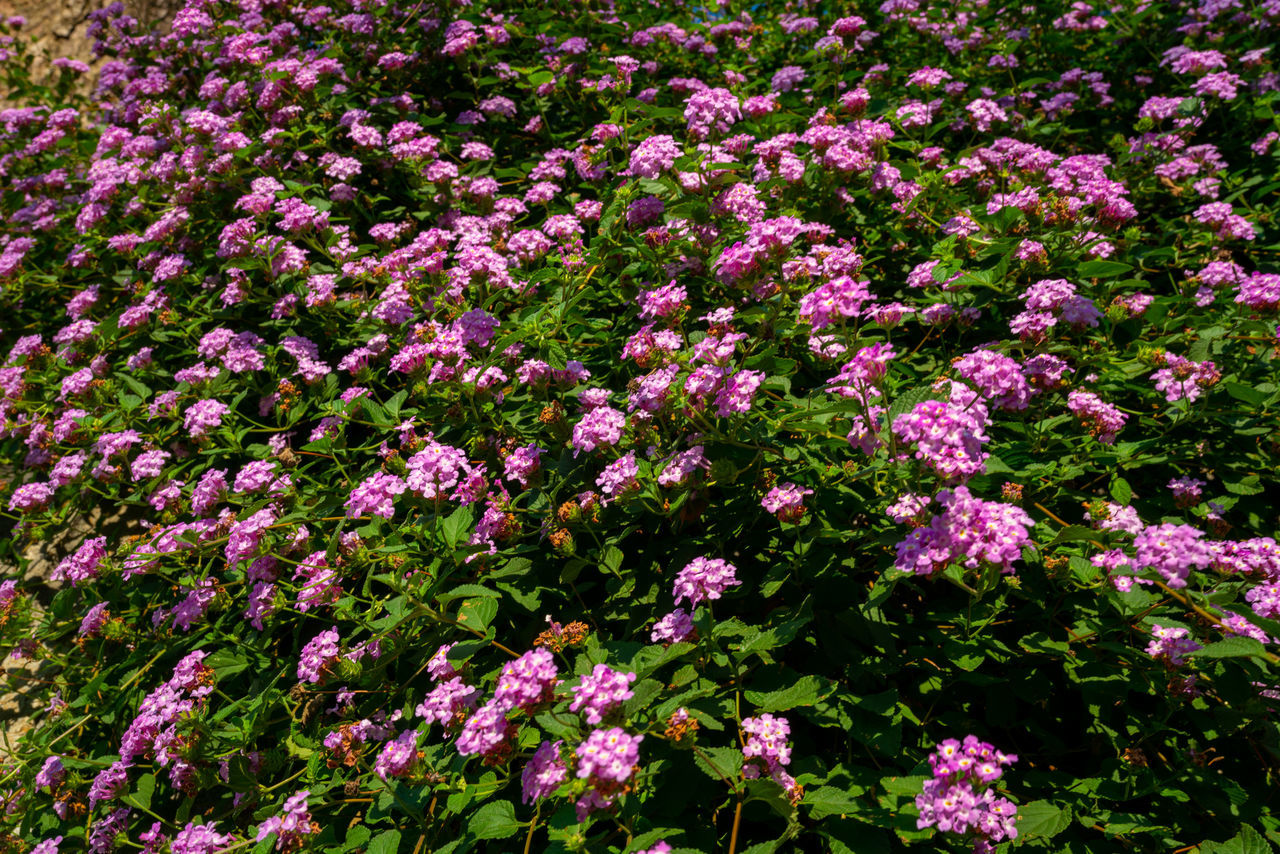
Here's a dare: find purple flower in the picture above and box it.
[53,536,107,586]
[35,756,65,792]
[234,460,277,493]
[130,449,171,481]
[596,454,639,501]
[184,399,229,438]
[651,609,695,643]
[492,648,559,712]
[171,822,234,854]
[405,441,470,499]
[894,487,1033,576]
[8,481,53,512]
[575,727,642,784]
[629,134,680,179]
[31,838,61,854]
[89,760,130,805]
[456,700,513,758]
[569,664,637,724]
[417,677,479,730]
[1067,391,1128,444]
[374,730,420,781]
[256,790,316,850]
[673,557,740,607]
[346,472,406,518]
[297,627,341,684]
[1132,523,1212,588]
[572,406,625,455]
[891,386,990,481]
[916,736,1018,848]
[740,714,802,801]
[427,643,457,681]
[1147,624,1202,666]
[503,445,543,488]
[657,446,707,488]
[762,483,813,522]
[521,740,568,803]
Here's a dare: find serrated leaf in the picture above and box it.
[1192,637,1268,660]
[469,799,522,839]
[1199,824,1273,854]
[368,829,401,854]
[693,746,742,782]
[879,775,928,797]
[1049,525,1098,546]
[1225,476,1264,496]
[805,785,862,820]
[342,826,371,853]
[743,674,832,711]
[206,649,249,678]
[457,596,499,632]
[442,505,475,549]
[1017,801,1071,840]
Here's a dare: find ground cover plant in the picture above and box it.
[0,0,1278,851]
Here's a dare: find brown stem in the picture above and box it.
[727,797,744,854]
[523,805,540,854]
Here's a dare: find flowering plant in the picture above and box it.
[0,0,1276,852]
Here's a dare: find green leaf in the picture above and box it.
[226,755,257,793]
[1078,260,1133,278]
[468,799,522,840]
[822,822,891,854]
[1225,382,1268,406]
[693,746,743,782]
[457,596,499,632]
[1109,477,1132,505]
[804,785,862,820]
[1225,475,1264,496]
[1191,637,1268,660]
[1016,801,1071,840]
[743,674,832,711]
[122,773,155,810]
[206,649,250,678]
[1049,525,1098,545]
[368,829,401,854]
[341,826,372,853]
[442,505,475,549]
[878,775,928,798]
[1198,824,1273,854]
[286,735,315,759]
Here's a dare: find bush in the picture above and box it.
[0,0,1278,852]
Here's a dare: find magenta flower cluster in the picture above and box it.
[916,736,1019,853]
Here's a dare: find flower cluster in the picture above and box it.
[741,714,802,803]
[916,736,1019,853]
[0,0,1276,848]
[894,487,1034,576]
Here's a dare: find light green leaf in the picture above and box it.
[468,799,522,840]
[1017,801,1071,840]
[743,674,833,711]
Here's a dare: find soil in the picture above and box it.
[0,0,180,755]
[0,0,182,101]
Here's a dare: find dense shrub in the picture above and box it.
[0,0,1278,852]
